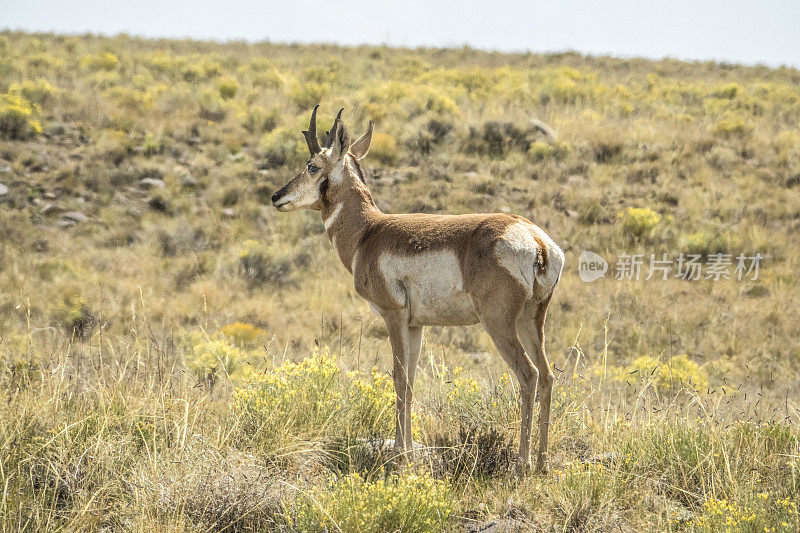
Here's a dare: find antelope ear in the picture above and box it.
[330,122,350,161]
[349,121,374,161]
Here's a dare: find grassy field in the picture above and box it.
[1,31,799,531]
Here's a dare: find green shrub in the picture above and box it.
[201,60,223,78]
[216,76,239,99]
[369,132,397,164]
[253,66,288,89]
[180,62,203,82]
[54,293,94,338]
[197,89,227,121]
[680,231,728,256]
[104,86,152,112]
[289,82,328,109]
[239,105,278,134]
[528,140,570,161]
[185,333,243,390]
[147,52,175,76]
[80,51,119,71]
[710,114,752,138]
[139,132,164,157]
[408,87,459,118]
[549,463,623,530]
[10,78,58,106]
[711,82,740,100]
[410,117,453,154]
[432,424,515,480]
[258,127,304,167]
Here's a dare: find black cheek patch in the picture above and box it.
[319,178,329,203]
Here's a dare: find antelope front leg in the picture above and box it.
[403,326,423,451]
[383,309,413,461]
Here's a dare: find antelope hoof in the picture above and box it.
[514,458,532,478]
[535,454,549,475]
[392,445,412,467]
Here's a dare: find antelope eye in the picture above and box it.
[307,164,320,174]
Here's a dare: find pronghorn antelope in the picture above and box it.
[271,106,564,474]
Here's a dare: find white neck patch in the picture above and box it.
[324,202,343,232]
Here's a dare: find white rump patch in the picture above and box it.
[494,221,564,299]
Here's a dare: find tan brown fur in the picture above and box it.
[272,109,564,474]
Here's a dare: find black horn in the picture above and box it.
[302,105,322,154]
[324,108,344,149]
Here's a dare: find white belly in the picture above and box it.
[378,250,479,326]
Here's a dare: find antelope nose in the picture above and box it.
[271,191,281,204]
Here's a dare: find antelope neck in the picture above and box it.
[321,169,380,272]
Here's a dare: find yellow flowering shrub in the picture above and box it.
[185,332,243,388]
[694,493,798,532]
[617,207,661,239]
[220,322,266,348]
[626,354,708,392]
[0,92,42,139]
[293,472,452,533]
[711,114,753,138]
[80,51,119,71]
[9,78,59,106]
[431,367,518,429]
[346,368,395,437]
[234,348,342,439]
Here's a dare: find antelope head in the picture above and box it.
[271,106,374,211]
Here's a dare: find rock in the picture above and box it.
[221,208,236,218]
[0,183,7,196]
[139,178,166,190]
[180,174,199,189]
[56,219,76,229]
[41,203,65,215]
[62,211,88,223]
[470,352,491,365]
[0,165,11,174]
[530,118,557,141]
[566,175,585,186]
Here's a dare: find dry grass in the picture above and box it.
[1,30,799,530]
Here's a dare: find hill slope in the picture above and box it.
[1,32,799,530]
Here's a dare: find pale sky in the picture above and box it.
[2,0,799,67]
